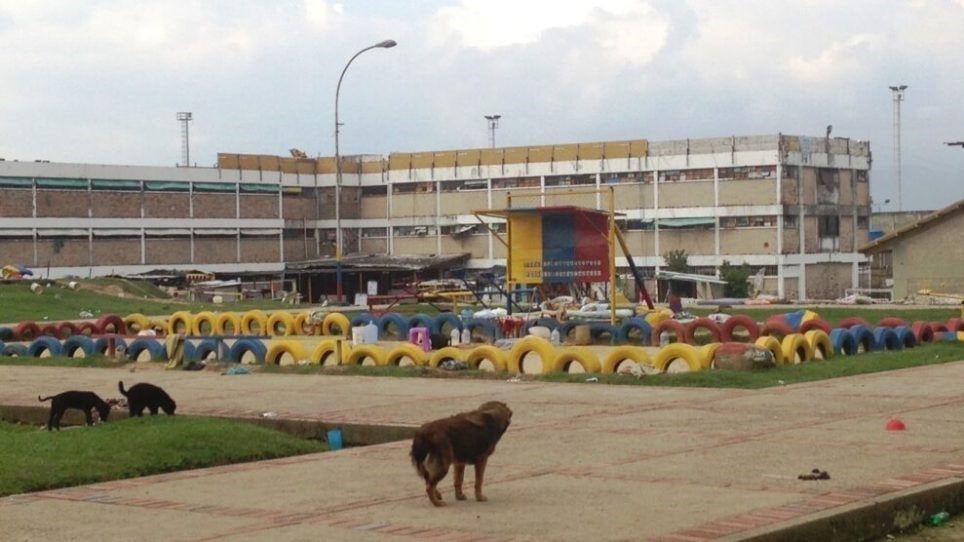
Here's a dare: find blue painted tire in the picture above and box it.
[617,318,652,345]
[829,328,857,356]
[377,312,409,340]
[407,313,436,332]
[893,326,917,349]
[350,312,377,327]
[523,318,560,332]
[849,325,874,354]
[93,337,127,355]
[0,340,4,354]
[3,343,27,356]
[192,338,222,362]
[27,336,64,357]
[432,312,462,335]
[62,335,96,357]
[464,319,499,342]
[182,341,196,364]
[0,327,14,342]
[872,326,901,351]
[589,323,618,345]
[227,338,267,364]
[126,338,167,361]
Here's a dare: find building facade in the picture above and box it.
[0,133,870,300]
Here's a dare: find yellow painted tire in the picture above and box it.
[508,336,556,375]
[601,346,653,374]
[781,333,812,364]
[265,340,309,365]
[322,312,351,337]
[267,312,296,337]
[310,340,341,366]
[241,310,269,336]
[168,311,194,335]
[805,330,834,360]
[465,345,509,372]
[192,311,218,336]
[754,335,785,365]
[293,312,314,335]
[652,343,703,373]
[345,344,386,366]
[150,318,171,336]
[698,342,722,370]
[550,347,601,374]
[123,313,151,333]
[429,346,465,368]
[215,312,242,336]
[385,343,429,367]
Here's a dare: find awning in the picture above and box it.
[658,217,715,228]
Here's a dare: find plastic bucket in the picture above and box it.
[326,428,343,450]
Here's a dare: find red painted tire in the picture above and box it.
[76,321,102,336]
[877,317,909,329]
[55,321,80,339]
[39,324,60,338]
[947,318,963,333]
[720,315,760,342]
[13,321,41,341]
[911,321,934,343]
[760,319,794,339]
[838,317,870,329]
[95,314,127,335]
[684,317,723,344]
[928,321,949,334]
[651,319,687,346]
[799,318,831,335]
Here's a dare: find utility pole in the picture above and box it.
[888,85,907,211]
[177,112,192,167]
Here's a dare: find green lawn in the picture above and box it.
[0,416,327,497]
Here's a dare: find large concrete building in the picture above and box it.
[0,133,870,300]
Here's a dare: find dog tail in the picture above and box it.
[410,432,433,480]
[118,381,128,397]
[38,395,53,402]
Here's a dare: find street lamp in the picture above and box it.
[334,38,396,302]
[484,114,501,148]
[889,84,907,211]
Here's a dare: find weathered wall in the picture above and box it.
[0,189,33,217]
[890,211,964,298]
[805,262,852,299]
[194,237,237,264]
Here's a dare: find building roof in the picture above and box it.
[284,253,471,273]
[860,199,963,253]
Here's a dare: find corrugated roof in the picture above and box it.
[285,253,471,272]
[860,199,963,253]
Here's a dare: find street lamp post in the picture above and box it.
[334,39,396,303]
[889,85,907,212]
[484,114,501,148]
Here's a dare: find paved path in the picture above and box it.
[1,362,963,541]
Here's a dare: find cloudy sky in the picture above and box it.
[1,0,962,211]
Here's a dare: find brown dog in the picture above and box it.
[410,401,512,507]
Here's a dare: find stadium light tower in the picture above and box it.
[888,85,907,211]
[484,114,501,148]
[177,112,192,167]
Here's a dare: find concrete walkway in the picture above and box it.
[1,362,962,541]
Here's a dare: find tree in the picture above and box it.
[719,260,752,298]
[663,249,691,273]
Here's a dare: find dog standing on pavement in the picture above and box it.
[38,391,115,430]
[410,401,512,506]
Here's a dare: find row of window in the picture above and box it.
[0,177,282,194]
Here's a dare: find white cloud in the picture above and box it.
[787,34,884,83]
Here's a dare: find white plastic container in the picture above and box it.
[364,321,378,344]
[550,328,562,346]
[461,328,471,345]
[351,326,365,346]
[450,328,461,346]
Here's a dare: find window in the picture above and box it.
[361,186,387,196]
[857,216,868,229]
[361,227,387,238]
[783,214,799,228]
[818,215,840,237]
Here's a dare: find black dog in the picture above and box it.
[38,391,114,431]
[118,381,176,417]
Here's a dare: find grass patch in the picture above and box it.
[0,354,128,369]
[0,416,327,497]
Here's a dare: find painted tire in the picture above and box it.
[168,311,194,335]
[39,324,60,338]
[27,336,64,357]
[93,337,127,355]
[378,312,409,340]
[872,327,901,351]
[508,336,555,374]
[651,319,687,346]
[265,340,309,365]
[13,321,41,341]
[804,330,833,360]
[589,323,618,345]
[684,318,723,344]
[150,318,171,336]
[55,322,80,339]
[192,311,218,336]
[407,313,436,333]
[550,347,601,374]
[322,312,351,337]
[652,343,703,372]
[182,342,196,365]
[464,319,499,343]
[0,327,14,341]
[428,346,465,368]
[465,345,508,372]
[829,328,857,356]
[350,312,377,327]
[431,313,462,335]
[241,310,269,336]
[698,343,722,370]
[910,321,934,343]
[849,325,875,353]
[311,340,341,366]
[893,326,917,348]
[267,312,296,337]
[928,321,950,335]
[293,312,314,335]
[215,312,242,336]
[601,346,653,374]
[385,343,429,367]
[126,338,166,362]
[227,338,267,364]
[616,318,652,345]
[62,335,95,357]
[760,319,794,339]
[345,345,387,366]
[192,338,222,362]
[95,315,127,335]
[3,343,28,356]
[838,317,870,329]
[720,315,760,342]
[754,335,785,365]
[799,318,831,335]
[0,340,4,355]
[947,318,963,333]
[76,321,101,337]
[877,317,909,329]
[523,318,560,333]
[780,333,812,364]
[123,313,152,333]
